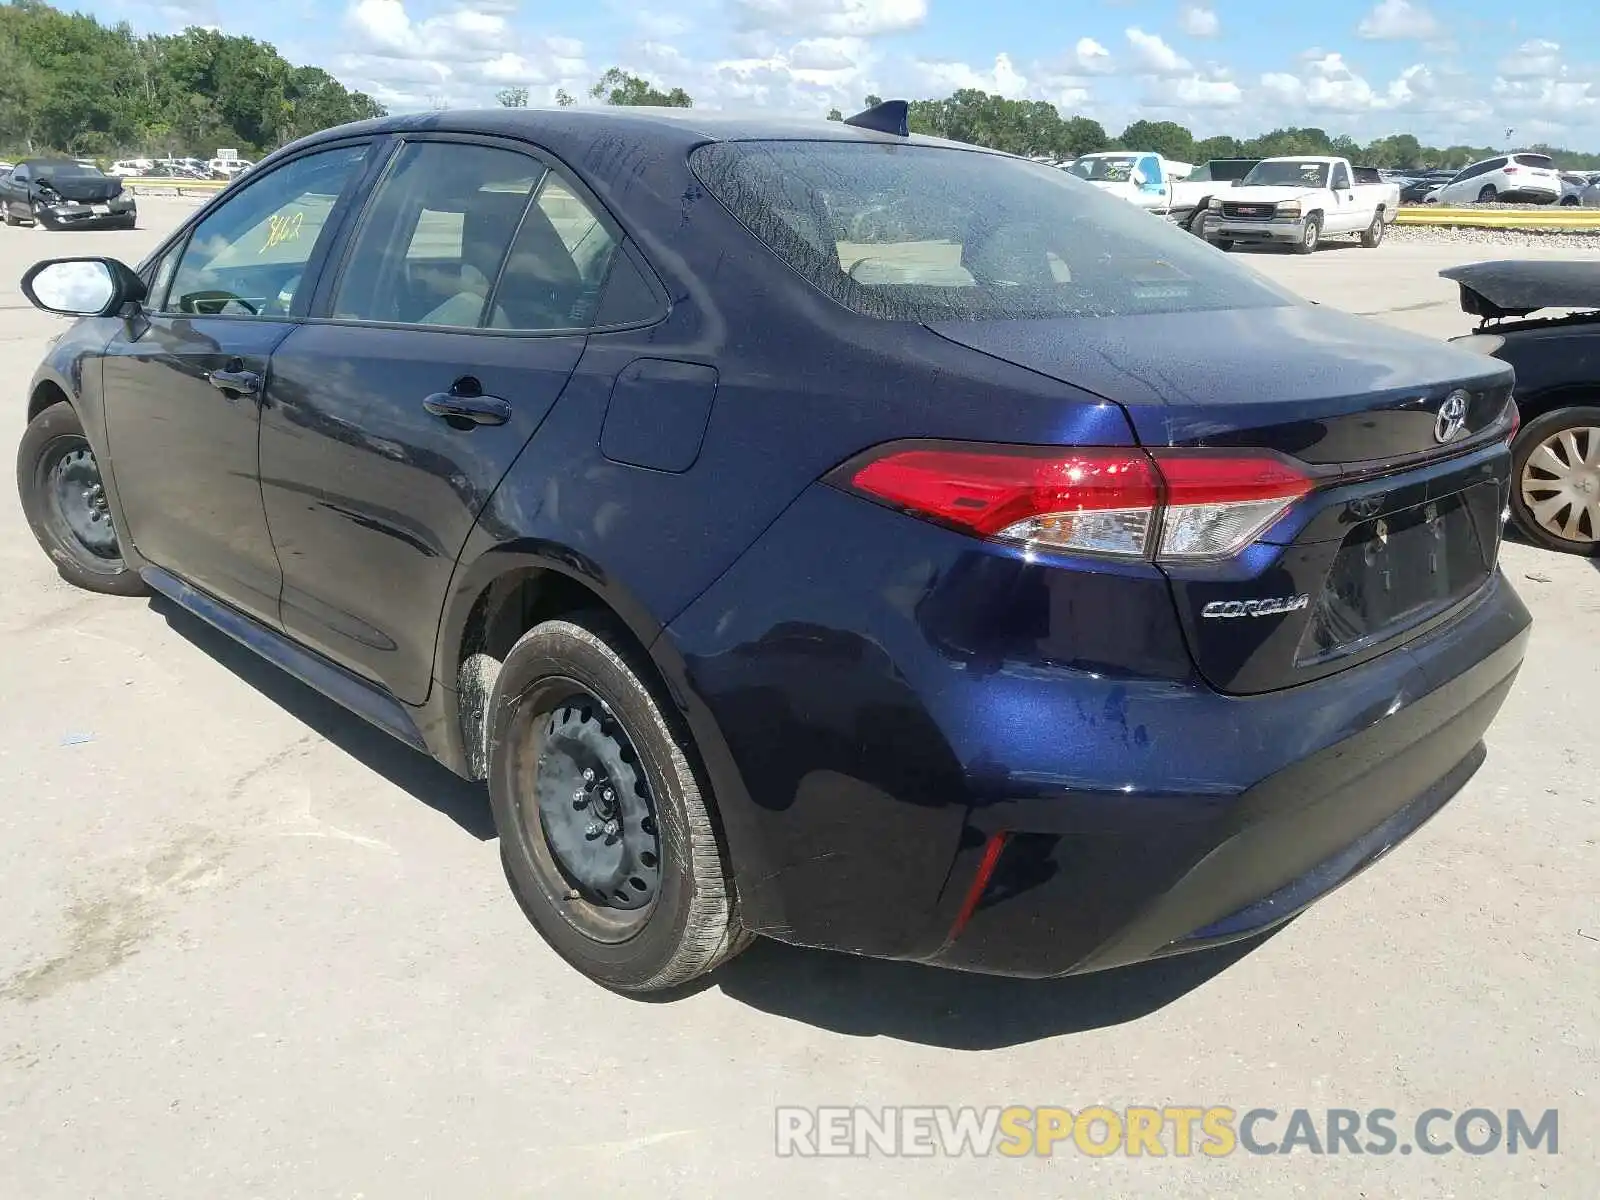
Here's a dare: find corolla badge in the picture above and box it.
[1434,390,1469,444]
[1202,594,1311,619]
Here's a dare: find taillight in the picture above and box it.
[834,442,1315,562]
[1503,166,1520,175]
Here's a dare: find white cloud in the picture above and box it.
[914,52,1028,98]
[1180,5,1219,38]
[1152,75,1241,107]
[1074,37,1114,75]
[1259,53,1378,112]
[787,37,863,71]
[1125,27,1192,76]
[1356,0,1440,41]
[345,0,510,60]
[729,0,926,38]
[1498,39,1563,81]
[1493,77,1596,118]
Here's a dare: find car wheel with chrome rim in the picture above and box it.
[1510,406,1600,555]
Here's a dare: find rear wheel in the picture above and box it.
[1511,407,1600,555]
[16,401,147,594]
[1477,185,1497,204]
[487,616,750,992]
[1293,214,1321,254]
[1360,211,1386,247]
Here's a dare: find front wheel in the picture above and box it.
[32,202,55,229]
[1510,407,1600,555]
[1360,211,1386,247]
[1210,237,1234,251]
[17,401,148,594]
[488,616,750,992]
[1293,214,1322,254]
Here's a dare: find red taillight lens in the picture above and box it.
[846,446,1161,557]
[839,443,1315,562]
[1503,165,1520,174]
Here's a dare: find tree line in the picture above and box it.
[826,90,1600,172]
[6,0,1596,174]
[0,0,385,159]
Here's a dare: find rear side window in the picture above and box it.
[690,141,1292,321]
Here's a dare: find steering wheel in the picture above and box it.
[180,290,258,316]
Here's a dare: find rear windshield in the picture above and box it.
[1515,154,1556,169]
[689,141,1293,322]
[1241,160,1330,188]
[1064,155,1139,182]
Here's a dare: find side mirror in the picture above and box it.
[20,257,146,318]
[1130,169,1148,187]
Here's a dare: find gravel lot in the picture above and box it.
[0,198,1596,1198]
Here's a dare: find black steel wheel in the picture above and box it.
[488,616,750,991]
[17,401,147,594]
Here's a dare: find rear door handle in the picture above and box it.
[207,367,261,395]
[422,389,511,427]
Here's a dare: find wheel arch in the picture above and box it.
[1514,385,1600,430]
[27,375,74,425]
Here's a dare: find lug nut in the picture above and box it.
[582,768,596,783]
[602,788,614,803]
[602,819,619,836]
[572,790,588,809]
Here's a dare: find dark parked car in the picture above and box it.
[1443,260,1600,554]
[1,158,137,229]
[15,104,1529,993]
[1400,170,1457,203]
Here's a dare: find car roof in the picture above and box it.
[291,106,982,162]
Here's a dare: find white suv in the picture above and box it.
[1429,153,1562,205]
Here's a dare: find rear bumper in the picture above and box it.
[664,483,1530,977]
[931,580,1525,976]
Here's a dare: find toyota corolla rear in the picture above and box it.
[664,133,1530,977]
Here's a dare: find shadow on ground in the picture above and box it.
[148,592,1271,1048]
[149,594,495,840]
[708,930,1273,1049]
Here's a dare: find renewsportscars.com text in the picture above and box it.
[775,1106,1559,1158]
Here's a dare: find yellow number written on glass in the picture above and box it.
[260,210,305,255]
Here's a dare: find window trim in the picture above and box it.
[135,136,386,321]
[305,131,666,338]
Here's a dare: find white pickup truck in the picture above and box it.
[1203,156,1400,253]
[1064,151,1180,215]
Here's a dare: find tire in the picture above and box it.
[487,615,750,992]
[2,204,17,227]
[1509,406,1600,556]
[32,202,54,229]
[1477,185,1497,204]
[1561,195,1579,207]
[1211,238,1234,251]
[16,400,148,595]
[1293,213,1321,254]
[1360,211,1386,247]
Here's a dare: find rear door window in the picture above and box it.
[691,140,1292,322]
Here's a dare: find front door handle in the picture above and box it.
[423,384,511,428]
[207,367,261,395]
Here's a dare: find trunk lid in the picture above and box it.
[927,304,1517,694]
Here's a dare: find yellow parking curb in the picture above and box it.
[1397,207,1600,230]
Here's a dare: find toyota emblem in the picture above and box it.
[1435,391,1469,444]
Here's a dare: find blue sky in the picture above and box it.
[81,0,1600,147]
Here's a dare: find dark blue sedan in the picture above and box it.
[15,102,1529,991]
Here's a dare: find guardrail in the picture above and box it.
[122,178,229,197]
[1396,206,1600,230]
